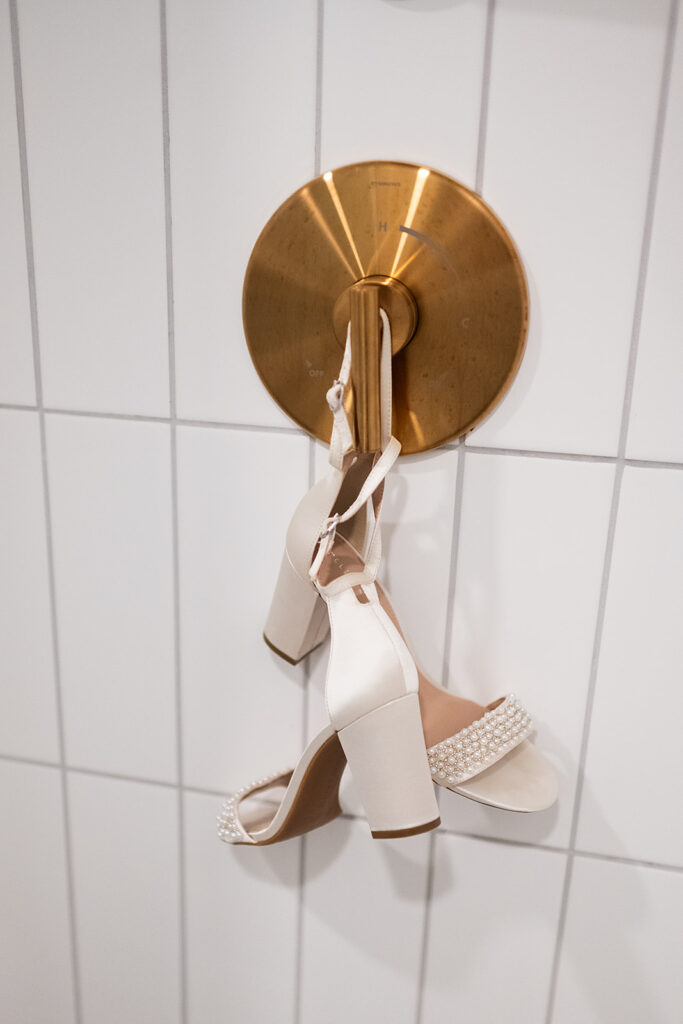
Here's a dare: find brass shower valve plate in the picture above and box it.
[242,160,528,454]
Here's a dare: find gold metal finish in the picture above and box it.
[333,276,418,355]
[243,160,528,454]
[349,283,382,452]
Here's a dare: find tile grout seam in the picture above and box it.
[543,3,680,1020]
[159,4,188,1024]
[2,402,683,472]
[5,752,683,876]
[415,4,495,1014]
[414,444,468,1024]
[8,2,84,1021]
[293,8,325,1022]
[474,0,496,193]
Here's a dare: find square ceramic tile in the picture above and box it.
[553,856,683,1023]
[300,816,430,1024]
[0,761,75,1024]
[576,466,683,866]
[0,2,34,405]
[46,415,176,781]
[18,0,169,415]
[167,0,316,425]
[422,833,565,1023]
[322,0,486,184]
[0,410,59,760]
[177,427,309,792]
[68,772,181,1024]
[184,791,299,1023]
[473,0,668,455]
[440,453,614,847]
[627,21,683,462]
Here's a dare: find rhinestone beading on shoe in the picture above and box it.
[427,694,533,789]
[216,768,288,846]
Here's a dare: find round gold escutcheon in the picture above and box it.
[242,160,528,454]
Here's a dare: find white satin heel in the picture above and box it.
[264,551,328,664]
[338,692,439,837]
[220,311,440,845]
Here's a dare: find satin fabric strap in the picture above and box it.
[327,307,393,470]
[309,435,401,585]
[326,326,353,470]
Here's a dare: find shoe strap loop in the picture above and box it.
[328,308,393,470]
[309,435,400,584]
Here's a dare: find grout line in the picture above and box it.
[440,449,467,692]
[295,7,324,1016]
[159,4,188,1024]
[438,825,567,857]
[416,4,497,1009]
[293,832,308,1024]
[313,0,324,177]
[573,847,683,878]
[414,446,468,1024]
[0,401,36,411]
[9,3,84,1021]
[543,4,680,1021]
[464,443,617,464]
[3,401,683,471]
[625,456,683,471]
[614,11,679,466]
[178,416,305,436]
[474,0,496,194]
[47,407,168,424]
[293,440,317,1024]
[4,753,683,877]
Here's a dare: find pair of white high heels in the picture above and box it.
[218,314,557,846]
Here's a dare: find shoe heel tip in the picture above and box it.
[263,632,301,666]
[371,817,441,840]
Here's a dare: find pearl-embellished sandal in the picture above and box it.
[218,313,556,846]
[220,317,440,844]
[218,577,556,846]
[258,314,557,819]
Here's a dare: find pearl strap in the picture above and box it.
[427,694,533,788]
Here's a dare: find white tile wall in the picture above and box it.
[46,415,176,781]
[176,426,309,792]
[553,856,683,1023]
[441,452,614,847]
[322,0,486,186]
[300,817,430,1024]
[627,15,683,462]
[2,1,681,1023]
[474,0,669,456]
[167,0,317,425]
[0,410,59,761]
[18,0,169,415]
[68,772,181,1024]
[0,1,34,406]
[576,466,683,866]
[184,791,299,1023]
[0,761,75,1024]
[421,834,566,1024]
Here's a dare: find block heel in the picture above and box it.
[338,692,440,838]
[263,551,328,664]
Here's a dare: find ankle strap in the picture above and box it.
[309,435,401,588]
[328,307,393,470]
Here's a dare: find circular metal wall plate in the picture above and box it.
[242,160,528,454]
